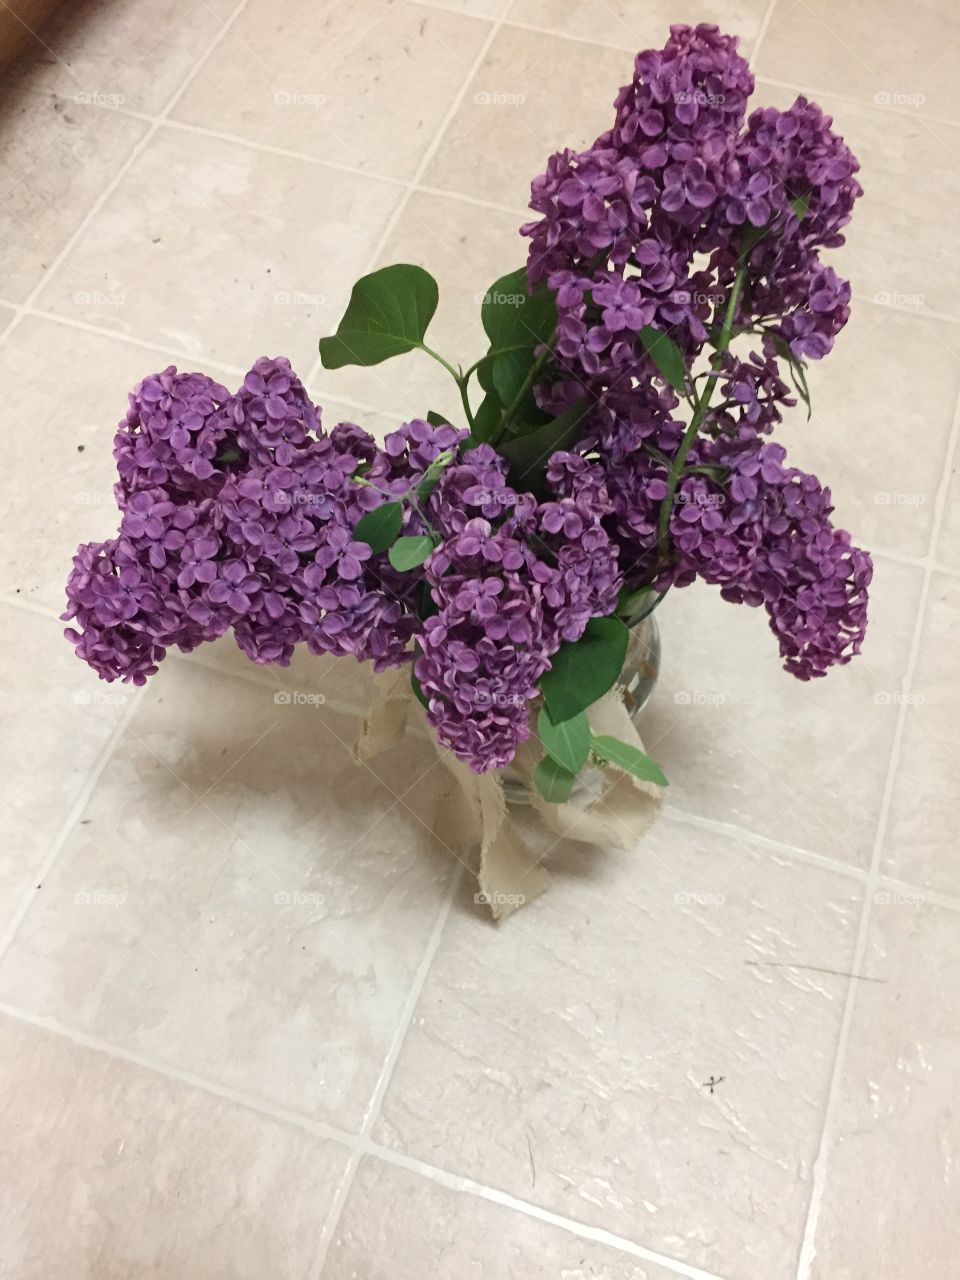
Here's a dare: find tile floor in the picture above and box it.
[1,1,957,1277]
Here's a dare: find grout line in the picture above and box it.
[0,992,725,1280]
[0,686,146,963]
[754,73,960,131]
[0,1001,357,1148]
[662,806,869,883]
[361,1142,730,1280]
[749,0,780,61]
[6,586,960,915]
[303,7,506,390]
[0,0,256,352]
[305,865,463,1278]
[794,377,960,1279]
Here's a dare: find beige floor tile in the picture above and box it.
[179,635,377,718]
[418,0,511,17]
[936,459,960,576]
[323,1156,676,1279]
[507,0,770,54]
[756,80,960,321]
[777,305,960,560]
[315,189,527,428]
[756,0,960,123]
[0,603,131,937]
[0,305,14,333]
[1,0,236,116]
[0,87,146,303]
[0,658,453,1130]
[642,557,921,871]
[883,572,960,895]
[375,818,863,1279]
[424,25,630,211]
[34,127,403,372]
[0,318,193,610]
[803,899,960,1279]
[0,1013,348,1279]
[171,0,491,181]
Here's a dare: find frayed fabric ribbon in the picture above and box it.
[355,668,663,921]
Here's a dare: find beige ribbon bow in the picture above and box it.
[355,667,662,921]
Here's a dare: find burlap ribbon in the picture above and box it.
[355,668,662,921]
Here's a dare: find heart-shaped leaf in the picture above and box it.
[388,535,435,572]
[481,267,556,352]
[353,501,403,553]
[533,755,576,804]
[480,267,556,417]
[591,734,668,787]
[537,705,590,774]
[319,264,439,369]
[638,326,687,393]
[540,615,629,723]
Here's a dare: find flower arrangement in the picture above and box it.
[64,24,870,809]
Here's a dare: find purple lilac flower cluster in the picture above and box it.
[65,24,873,777]
[64,363,620,771]
[414,445,619,767]
[522,21,870,679]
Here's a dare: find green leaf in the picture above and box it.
[537,705,590,774]
[481,267,556,352]
[410,668,430,710]
[498,398,591,494]
[638,326,687,393]
[789,189,811,221]
[318,264,439,369]
[590,734,668,787]
[353,501,403,553]
[426,410,451,427]
[769,332,812,421]
[540,615,629,724]
[470,391,503,443]
[410,644,431,710]
[388,535,435,572]
[480,268,556,417]
[738,222,769,262]
[533,755,576,804]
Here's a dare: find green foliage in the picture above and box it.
[533,755,576,803]
[498,398,590,494]
[353,502,403,553]
[388,535,435,572]
[638,326,687,393]
[540,615,630,723]
[590,735,668,786]
[318,264,439,368]
[537,706,590,773]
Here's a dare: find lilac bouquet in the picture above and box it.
[64,24,870,804]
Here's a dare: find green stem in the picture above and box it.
[657,264,746,555]
[419,342,476,430]
[490,335,556,445]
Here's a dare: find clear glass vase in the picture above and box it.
[501,603,662,806]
